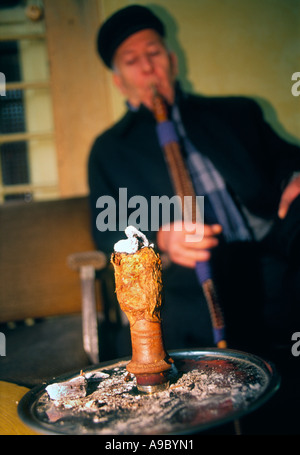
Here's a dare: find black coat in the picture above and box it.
[88,89,300,351]
[89,90,299,251]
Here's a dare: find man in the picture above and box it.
[89,5,300,355]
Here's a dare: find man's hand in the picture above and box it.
[278,175,300,219]
[157,221,222,268]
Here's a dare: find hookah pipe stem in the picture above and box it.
[152,88,227,349]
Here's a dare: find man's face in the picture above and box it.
[112,29,178,111]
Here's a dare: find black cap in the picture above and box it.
[97,5,165,68]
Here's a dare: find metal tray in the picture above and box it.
[18,348,280,435]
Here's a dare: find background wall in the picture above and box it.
[99,0,300,147]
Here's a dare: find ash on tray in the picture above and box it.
[33,355,269,435]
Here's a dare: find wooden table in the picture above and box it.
[0,381,40,435]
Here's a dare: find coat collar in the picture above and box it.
[112,81,187,137]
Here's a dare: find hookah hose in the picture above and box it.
[152,89,226,348]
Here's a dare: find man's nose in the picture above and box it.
[140,55,154,73]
